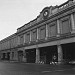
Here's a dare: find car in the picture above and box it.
[69,60,75,65]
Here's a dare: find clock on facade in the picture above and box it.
[43,9,49,19]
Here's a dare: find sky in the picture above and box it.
[0,0,67,40]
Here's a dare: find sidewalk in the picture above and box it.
[0,60,19,63]
[0,60,74,71]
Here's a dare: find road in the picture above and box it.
[0,61,75,75]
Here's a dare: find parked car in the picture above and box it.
[69,60,75,65]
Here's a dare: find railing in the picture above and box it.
[58,1,69,10]
[51,0,75,14]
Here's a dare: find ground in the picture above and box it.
[0,61,75,75]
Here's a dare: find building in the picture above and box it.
[0,0,75,64]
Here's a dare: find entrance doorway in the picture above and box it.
[18,51,23,62]
[2,53,6,60]
[40,45,58,64]
[26,49,36,63]
[61,43,75,62]
[7,52,10,60]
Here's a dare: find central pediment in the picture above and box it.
[36,6,58,22]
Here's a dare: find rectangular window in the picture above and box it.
[31,29,37,41]
[25,32,30,43]
[11,39,14,48]
[39,25,46,39]
[60,16,71,34]
[48,22,57,37]
[50,25,57,37]
[20,35,24,45]
[61,20,70,34]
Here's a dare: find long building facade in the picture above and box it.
[0,0,75,64]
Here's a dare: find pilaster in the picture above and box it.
[57,20,60,37]
[18,36,20,45]
[57,45,63,64]
[71,14,75,33]
[36,28,39,42]
[10,51,12,60]
[45,24,48,40]
[36,48,40,63]
[30,31,31,42]
[22,50,27,62]
[24,34,26,43]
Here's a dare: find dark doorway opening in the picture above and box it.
[61,43,75,62]
[26,49,36,63]
[2,53,6,60]
[18,51,23,62]
[40,45,58,64]
[7,52,10,60]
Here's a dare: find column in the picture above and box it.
[71,14,75,33]
[45,24,48,40]
[10,51,13,60]
[36,28,39,42]
[57,20,60,37]
[57,45,63,64]
[36,48,40,63]
[18,36,20,45]
[24,34,26,43]
[0,52,3,60]
[14,51,18,61]
[22,50,27,62]
[30,31,31,43]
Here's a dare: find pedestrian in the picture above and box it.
[53,55,57,65]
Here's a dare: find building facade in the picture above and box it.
[0,0,75,64]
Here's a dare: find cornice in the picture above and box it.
[15,32,75,49]
[0,33,17,44]
[1,32,75,51]
[16,2,75,36]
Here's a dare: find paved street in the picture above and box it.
[0,61,75,75]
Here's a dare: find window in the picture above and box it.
[25,32,30,43]
[20,35,24,45]
[39,25,46,39]
[50,25,57,37]
[31,29,37,41]
[60,16,70,34]
[48,22,57,37]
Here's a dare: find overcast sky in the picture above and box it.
[0,0,67,40]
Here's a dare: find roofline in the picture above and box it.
[17,0,69,31]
